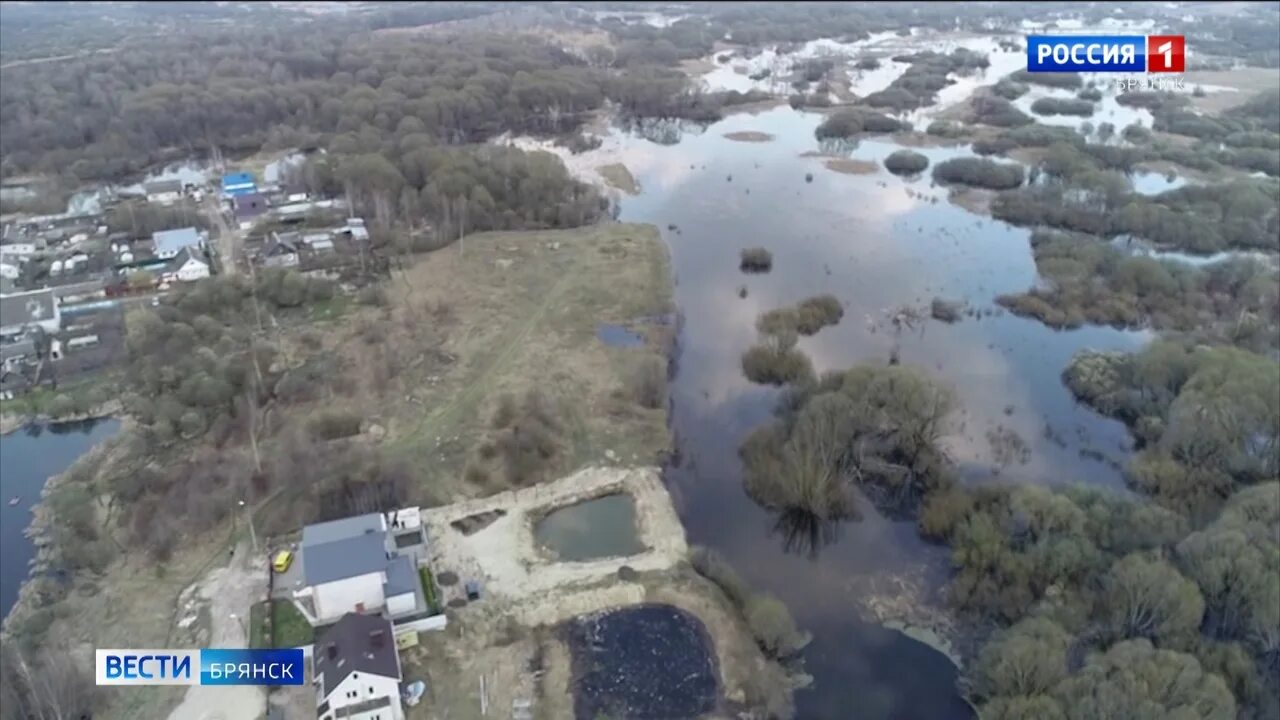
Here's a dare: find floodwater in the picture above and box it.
[0,418,121,621]
[534,493,645,561]
[547,103,1152,718]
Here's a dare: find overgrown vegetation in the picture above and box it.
[884,149,930,175]
[932,157,1025,190]
[862,49,989,111]
[691,547,811,660]
[814,107,907,139]
[741,330,815,386]
[756,295,844,336]
[1030,96,1095,117]
[996,230,1279,350]
[1062,341,1278,519]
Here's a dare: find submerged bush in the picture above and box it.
[814,107,907,138]
[1031,96,1096,117]
[740,247,774,272]
[884,149,930,175]
[742,332,815,386]
[932,157,1025,189]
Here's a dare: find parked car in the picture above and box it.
[272,550,293,573]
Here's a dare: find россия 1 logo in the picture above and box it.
[1026,35,1185,73]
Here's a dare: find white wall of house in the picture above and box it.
[313,572,387,622]
[148,191,181,204]
[319,672,404,720]
[0,243,36,258]
[171,258,210,282]
[385,591,416,617]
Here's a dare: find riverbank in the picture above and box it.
[0,416,123,625]
[0,399,122,437]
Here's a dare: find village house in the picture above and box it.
[144,179,183,205]
[152,227,203,260]
[260,232,301,268]
[160,247,211,284]
[313,613,405,720]
[279,509,428,625]
[233,192,269,229]
[0,287,60,338]
[221,172,257,198]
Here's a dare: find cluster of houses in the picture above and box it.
[273,507,443,720]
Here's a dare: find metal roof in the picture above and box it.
[383,555,417,598]
[302,514,390,586]
[0,288,57,331]
[152,227,200,256]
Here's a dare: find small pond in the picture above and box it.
[596,323,647,347]
[535,493,644,561]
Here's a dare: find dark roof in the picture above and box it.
[234,192,268,220]
[0,288,57,330]
[162,247,206,275]
[301,514,389,586]
[314,613,401,698]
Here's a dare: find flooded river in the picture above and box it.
[537,104,1153,718]
[0,418,121,621]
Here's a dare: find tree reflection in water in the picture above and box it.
[772,506,850,559]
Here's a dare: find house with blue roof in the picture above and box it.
[221,171,257,197]
[283,510,429,624]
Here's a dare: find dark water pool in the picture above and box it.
[565,604,717,719]
[0,418,121,621]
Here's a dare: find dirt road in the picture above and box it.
[203,195,240,276]
[167,540,268,720]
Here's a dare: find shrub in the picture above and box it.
[926,120,967,138]
[814,107,906,138]
[745,595,812,658]
[308,410,362,440]
[740,247,773,272]
[930,297,964,323]
[794,294,844,334]
[741,334,814,386]
[1011,69,1082,89]
[1031,97,1096,117]
[631,356,667,409]
[884,150,930,175]
[932,157,1025,189]
[690,546,750,607]
[992,79,1030,100]
[1078,86,1103,101]
[971,96,1033,127]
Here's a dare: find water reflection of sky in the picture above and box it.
[583,105,1151,718]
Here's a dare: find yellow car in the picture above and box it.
[272,550,293,573]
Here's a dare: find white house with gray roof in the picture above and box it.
[292,512,424,624]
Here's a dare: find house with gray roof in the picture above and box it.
[293,512,424,624]
[314,613,404,720]
[0,288,60,338]
[152,227,202,259]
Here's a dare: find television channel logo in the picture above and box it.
[96,649,305,686]
[1026,35,1185,73]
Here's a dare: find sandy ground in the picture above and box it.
[823,158,879,175]
[421,466,687,614]
[167,540,268,720]
[724,130,776,142]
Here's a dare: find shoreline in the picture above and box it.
[1,415,126,633]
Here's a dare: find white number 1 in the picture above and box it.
[1156,41,1173,68]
